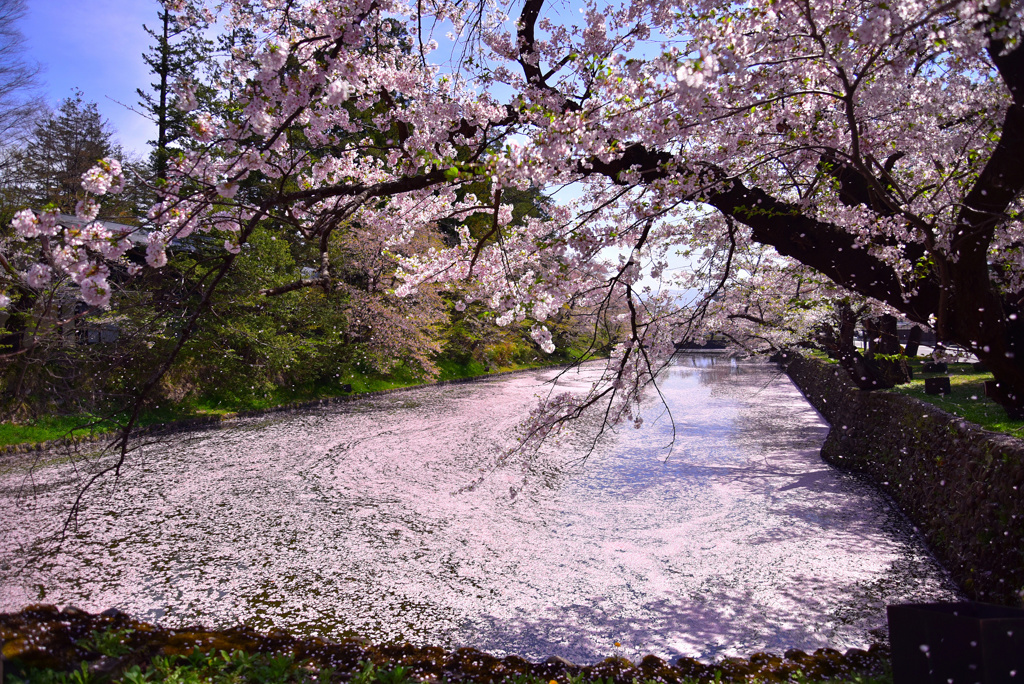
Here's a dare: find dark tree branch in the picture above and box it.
[704,179,939,324]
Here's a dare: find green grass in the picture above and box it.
[8,650,327,684]
[1,619,892,684]
[436,356,489,381]
[886,359,1024,439]
[802,349,838,364]
[794,351,1023,439]
[5,649,893,684]
[0,405,210,448]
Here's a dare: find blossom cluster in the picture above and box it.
[81,159,126,196]
[7,157,130,307]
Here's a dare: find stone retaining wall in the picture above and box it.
[784,355,1024,606]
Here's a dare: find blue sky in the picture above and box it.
[20,0,161,155]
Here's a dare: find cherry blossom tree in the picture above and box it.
[699,249,912,389]
[5,0,1024,481]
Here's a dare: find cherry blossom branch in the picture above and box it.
[59,210,267,541]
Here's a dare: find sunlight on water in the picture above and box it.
[0,355,961,663]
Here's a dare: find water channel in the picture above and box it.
[0,355,961,663]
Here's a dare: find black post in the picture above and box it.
[905,325,923,357]
[888,603,1024,683]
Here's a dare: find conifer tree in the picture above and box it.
[18,92,118,212]
[137,0,213,182]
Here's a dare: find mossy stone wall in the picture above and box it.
[784,355,1024,606]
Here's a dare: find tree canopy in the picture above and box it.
[5,0,1024,443]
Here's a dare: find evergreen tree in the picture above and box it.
[18,92,119,211]
[137,1,213,181]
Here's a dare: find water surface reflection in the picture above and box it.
[0,355,961,663]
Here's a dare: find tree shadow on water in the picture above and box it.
[467,585,871,666]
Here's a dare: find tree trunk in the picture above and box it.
[867,314,912,386]
[818,303,897,391]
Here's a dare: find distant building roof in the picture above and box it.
[57,214,148,245]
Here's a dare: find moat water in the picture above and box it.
[0,355,961,663]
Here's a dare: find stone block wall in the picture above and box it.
[785,355,1024,606]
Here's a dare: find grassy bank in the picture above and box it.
[886,359,1024,439]
[798,351,1024,439]
[7,652,893,684]
[0,354,592,450]
[1,607,892,684]
[6,651,888,684]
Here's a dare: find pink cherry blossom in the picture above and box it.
[79,276,111,308]
[81,158,125,196]
[11,209,39,237]
[174,81,198,112]
[23,264,52,289]
[75,199,101,222]
[530,324,555,354]
[146,236,168,268]
[216,181,239,199]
